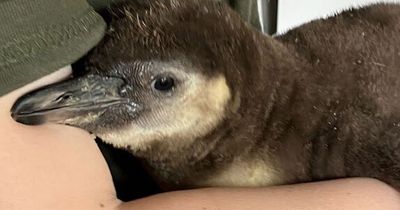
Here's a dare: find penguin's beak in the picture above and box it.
[11,75,129,125]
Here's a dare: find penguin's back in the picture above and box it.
[278,3,400,118]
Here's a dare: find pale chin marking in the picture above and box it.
[96,128,158,152]
[197,158,282,188]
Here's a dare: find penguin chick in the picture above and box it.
[11,0,400,190]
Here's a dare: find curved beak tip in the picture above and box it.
[10,101,46,125]
[11,113,46,125]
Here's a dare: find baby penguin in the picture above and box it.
[12,0,400,190]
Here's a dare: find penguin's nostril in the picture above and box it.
[55,93,73,103]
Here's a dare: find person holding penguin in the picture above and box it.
[0,0,399,210]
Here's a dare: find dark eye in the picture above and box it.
[153,76,175,91]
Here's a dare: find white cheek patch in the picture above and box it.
[98,74,231,152]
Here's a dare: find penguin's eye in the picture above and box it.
[152,76,175,92]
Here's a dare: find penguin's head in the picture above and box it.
[11,0,259,151]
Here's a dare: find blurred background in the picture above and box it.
[231,0,400,35]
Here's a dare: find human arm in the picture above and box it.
[119,178,400,210]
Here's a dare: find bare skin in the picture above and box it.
[0,67,399,210]
[0,67,119,210]
[124,179,400,210]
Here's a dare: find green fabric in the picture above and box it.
[0,0,106,96]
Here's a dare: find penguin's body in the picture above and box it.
[12,1,400,190]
